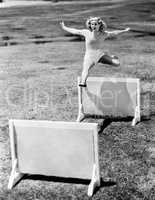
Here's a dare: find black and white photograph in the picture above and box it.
[0,0,155,199]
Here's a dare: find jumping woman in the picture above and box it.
[60,17,130,87]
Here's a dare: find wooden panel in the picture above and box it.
[14,120,98,179]
[82,77,139,117]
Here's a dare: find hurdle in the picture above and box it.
[8,119,100,197]
[77,77,140,126]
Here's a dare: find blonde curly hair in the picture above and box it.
[86,17,107,32]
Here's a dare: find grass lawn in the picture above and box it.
[0,0,155,199]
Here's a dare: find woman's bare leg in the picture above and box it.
[79,57,95,87]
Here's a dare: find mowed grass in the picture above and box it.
[0,0,155,199]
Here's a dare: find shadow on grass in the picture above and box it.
[23,175,116,191]
[24,174,90,185]
[85,116,138,134]
[93,178,116,195]
[23,174,116,186]
[98,116,151,134]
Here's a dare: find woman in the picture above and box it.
[60,17,130,87]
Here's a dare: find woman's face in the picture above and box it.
[90,20,100,31]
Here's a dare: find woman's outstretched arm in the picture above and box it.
[60,21,87,36]
[105,27,130,38]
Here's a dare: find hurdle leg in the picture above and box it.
[8,159,24,190]
[87,164,100,197]
[132,106,140,126]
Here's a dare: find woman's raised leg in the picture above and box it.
[98,54,120,66]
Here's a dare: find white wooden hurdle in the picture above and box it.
[77,77,140,126]
[8,119,100,197]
